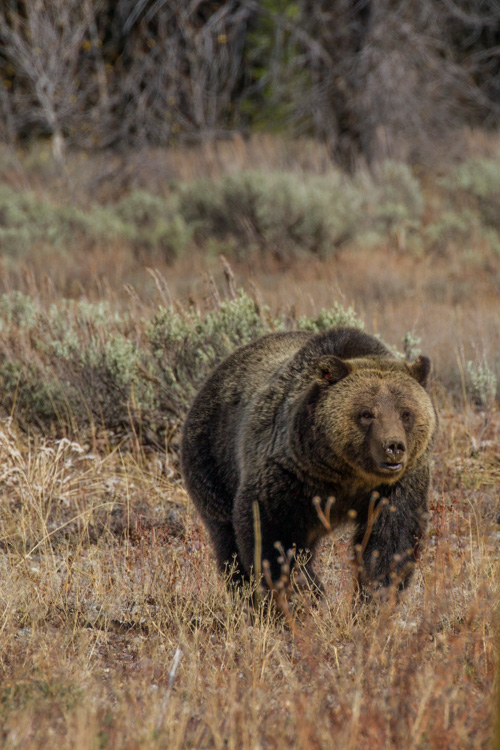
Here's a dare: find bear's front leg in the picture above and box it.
[352,469,430,601]
[233,468,323,594]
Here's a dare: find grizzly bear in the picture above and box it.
[181,327,437,599]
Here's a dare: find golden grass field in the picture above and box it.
[0,381,497,748]
[0,136,499,748]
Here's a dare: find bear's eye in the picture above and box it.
[359,410,374,423]
[401,410,412,423]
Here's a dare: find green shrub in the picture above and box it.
[0,186,52,255]
[0,360,66,425]
[0,185,190,261]
[296,304,363,332]
[0,289,368,441]
[0,226,34,256]
[179,170,363,258]
[466,359,497,409]
[423,210,480,254]
[0,291,38,329]
[77,205,129,244]
[113,190,191,262]
[147,291,274,416]
[177,177,225,230]
[442,156,500,230]
[178,164,427,258]
[367,161,424,232]
[68,334,156,431]
[0,185,124,255]
[3,157,499,264]
[0,297,151,433]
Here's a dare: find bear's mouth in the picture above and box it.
[378,461,404,473]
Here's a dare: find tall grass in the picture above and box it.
[0,139,498,748]
[0,276,497,749]
[0,399,497,748]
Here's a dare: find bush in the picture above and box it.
[0,360,65,426]
[422,210,480,255]
[366,161,424,233]
[0,296,149,434]
[114,190,192,262]
[0,185,125,256]
[443,156,500,231]
[178,164,429,259]
[179,170,363,258]
[296,304,363,332]
[3,158,496,264]
[0,291,39,329]
[466,359,497,409]
[0,289,367,442]
[0,185,190,262]
[147,291,275,417]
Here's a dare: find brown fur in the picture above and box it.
[181,327,437,599]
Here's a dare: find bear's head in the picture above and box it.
[291,355,437,489]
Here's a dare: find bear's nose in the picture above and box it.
[382,439,406,461]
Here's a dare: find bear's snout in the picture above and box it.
[382,438,406,461]
[372,435,407,474]
[369,414,408,474]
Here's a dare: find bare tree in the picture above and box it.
[266,0,500,169]
[0,0,498,166]
[0,0,113,163]
[108,0,257,145]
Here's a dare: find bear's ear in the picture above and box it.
[407,355,432,389]
[316,355,351,385]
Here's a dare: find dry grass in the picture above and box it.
[0,401,497,749]
[0,137,499,748]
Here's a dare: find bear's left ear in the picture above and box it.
[407,355,432,389]
[316,355,351,385]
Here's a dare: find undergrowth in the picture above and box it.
[1,153,500,263]
[0,287,365,442]
[1,280,497,444]
[0,398,497,749]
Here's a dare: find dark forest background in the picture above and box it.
[1,0,499,170]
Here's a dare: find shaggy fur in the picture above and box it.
[181,327,437,598]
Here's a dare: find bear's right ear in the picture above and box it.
[316,356,351,385]
[407,355,432,389]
